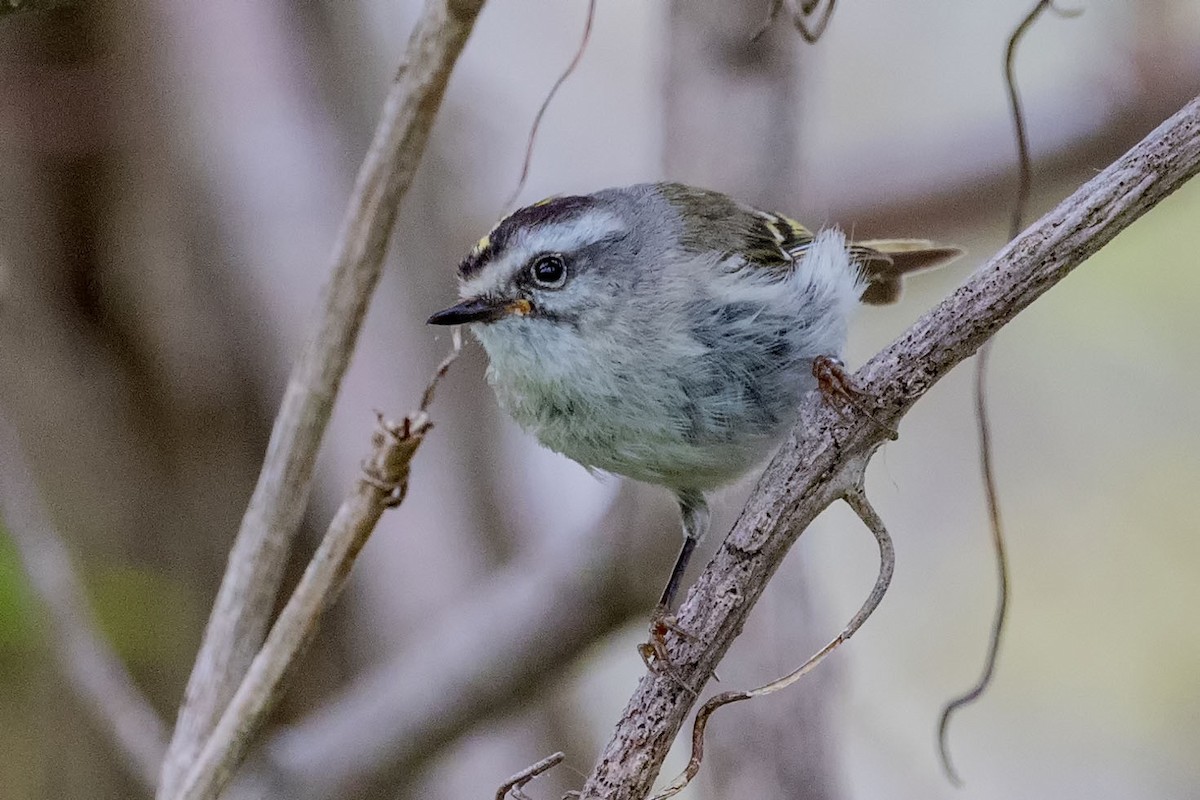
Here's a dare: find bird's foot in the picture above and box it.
[637,605,699,696]
[812,355,898,440]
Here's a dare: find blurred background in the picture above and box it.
[1,1,1198,798]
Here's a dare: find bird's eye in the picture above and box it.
[529,253,568,288]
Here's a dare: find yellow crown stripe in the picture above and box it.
[778,215,811,239]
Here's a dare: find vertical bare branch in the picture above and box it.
[157,1,489,795]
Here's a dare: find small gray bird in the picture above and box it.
[428,182,959,659]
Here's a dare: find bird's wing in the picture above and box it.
[745,209,816,269]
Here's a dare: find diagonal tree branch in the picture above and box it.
[580,94,1200,799]
[157,1,488,795]
[647,487,895,800]
[177,397,447,800]
[247,484,678,800]
[0,417,170,792]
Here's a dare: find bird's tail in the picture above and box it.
[852,238,963,305]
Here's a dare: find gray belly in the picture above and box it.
[474,274,848,493]
[487,332,815,492]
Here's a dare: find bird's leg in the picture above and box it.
[812,355,898,440]
[639,491,708,679]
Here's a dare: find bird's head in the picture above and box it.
[427,193,639,336]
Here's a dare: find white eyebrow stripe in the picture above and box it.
[517,209,626,254]
[457,208,626,299]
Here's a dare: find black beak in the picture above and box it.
[427,297,522,326]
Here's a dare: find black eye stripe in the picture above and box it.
[457,195,598,279]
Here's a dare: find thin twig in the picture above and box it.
[938,0,1079,783]
[174,340,459,800]
[0,417,170,792]
[579,95,1200,800]
[753,0,838,44]
[421,328,463,412]
[938,336,1010,786]
[156,2,488,795]
[1001,2,1082,239]
[502,0,597,214]
[648,486,895,799]
[495,752,566,800]
[1005,2,1047,237]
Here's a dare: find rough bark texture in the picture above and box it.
[580,94,1200,800]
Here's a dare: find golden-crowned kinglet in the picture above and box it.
[429,182,959,655]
